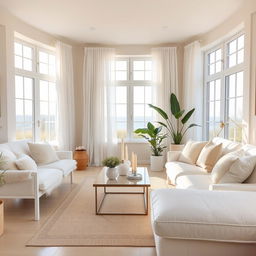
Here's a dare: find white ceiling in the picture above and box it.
[0,0,244,44]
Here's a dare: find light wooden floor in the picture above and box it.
[0,167,168,256]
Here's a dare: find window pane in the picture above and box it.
[116,104,127,122]
[237,49,244,64]
[39,51,48,63]
[134,122,145,130]
[40,102,48,116]
[24,100,33,122]
[209,52,215,64]
[40,80,49,101]
[49,55,55,65]
[209,81,215,101]
[49,103,57,120]
[228,40,237,54]
[134,86,145,103]
[23,58,32,71]
[216,49,222,61]
[209,64,215,75]
[16,99,24,120]
[133,61,144,70]
[15,76,23,98]
[229,99,235,120]
[215,80,221,100]
[229,74,236,98]
[145,86,152,103]
[133,71,144,80]
[116,86,127,104]
[236,97,243,121]
[14,42,22,56]
[145,71,152,80]
[215,101,220,121]
[116,61,127,70]
[145,61,152,70]
[145,105,153,122]
[15,56,23,69]
[49,82,56,102]
[40,121,49,141]
[116,122,127,134]
[24,77,33,99]
[238,35,244,50]
[39,63,48,74]
[237,72,243,97]
[116,71,127,81]
[215,61,221,73]
[23,46,32,59]
[16,124,24,140]
[134,104,144,121]
[209,102,214,121]
[228,53,236,67]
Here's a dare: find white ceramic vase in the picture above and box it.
[118,163,129,176]
[150,155,164,172]
[106,167,119,180]
[169,144,185,151]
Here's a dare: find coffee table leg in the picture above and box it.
[95,186,98,215]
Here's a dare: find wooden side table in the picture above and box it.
[73,150,89,170]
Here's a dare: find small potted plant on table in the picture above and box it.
[135,122,167,171]
[102,157,120,180]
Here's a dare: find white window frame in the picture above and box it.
[203,31,245,140]
[115,56,153,142]
[14,38,57,143]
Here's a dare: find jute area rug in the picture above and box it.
[27,176,155,247]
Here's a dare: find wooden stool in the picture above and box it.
[73,150,89,170]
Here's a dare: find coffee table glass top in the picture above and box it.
[93,167,150,186]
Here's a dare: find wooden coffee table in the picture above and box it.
[93,167,151,215]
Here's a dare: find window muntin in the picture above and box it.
[14,39,57,143]
[205,33,244,142]
[115,57,153,140]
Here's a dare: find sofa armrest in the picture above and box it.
[209,183,256,192]
[56,151,73,160]
[2,170,36,184]
[167,151,181,162]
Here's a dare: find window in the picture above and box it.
[115,57,153,140]
[204,33,244,142]
[14,39,57,143]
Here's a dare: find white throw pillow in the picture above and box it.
[196,141,223,172]
[211,150,245,184]
[28,143,58,165]
[219,155,256,183]
[15,155,37,171]
[178,140,207,165]
[0,149,18,170]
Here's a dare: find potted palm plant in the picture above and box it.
[135,122,167,171]
[149,93,199,151]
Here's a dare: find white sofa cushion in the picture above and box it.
[178,141,207,165]
[151,188,256,243]
[212,137,241,156]
[220,155,256,183]
[8,139,31,156]
[15,155,37,171]
[38,168,63,191]
[28,143,59,165]
[196,141,223,172]
[176,174,212,190]
[166,161,206,185]
[38,159,76,176]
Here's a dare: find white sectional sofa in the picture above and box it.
[151,137,256,256]
[0,140,76,220]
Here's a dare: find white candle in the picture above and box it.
[121,138,125,161]
[131,152,135,173]
[125,144,128,161]
[134,154,137,171]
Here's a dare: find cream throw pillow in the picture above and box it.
[196,141,223,172]
[178,140,207,164]
[15,155,37,171]
[219,155,256,183]
[0,149,18,170]
[28,143,58,165]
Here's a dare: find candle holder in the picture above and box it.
[127,169,142,180]
[118,160,130,176]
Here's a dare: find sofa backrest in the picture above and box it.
[241,144,256,184]
[212,137,242,155]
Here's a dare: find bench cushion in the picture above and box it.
[176,174,212,190]
[38,168,63,191]
[166,161,206,184]
[151,189,256,243]
[38,159,76,176]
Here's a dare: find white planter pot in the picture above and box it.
[169,144,184,151]
[118,163,129,176]
[150,155,164,172]
[106,167,119,180]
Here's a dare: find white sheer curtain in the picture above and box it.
[82,47,117,166]
[151,47,179,144]
[56,41,75,150]
[183,41,203,141]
